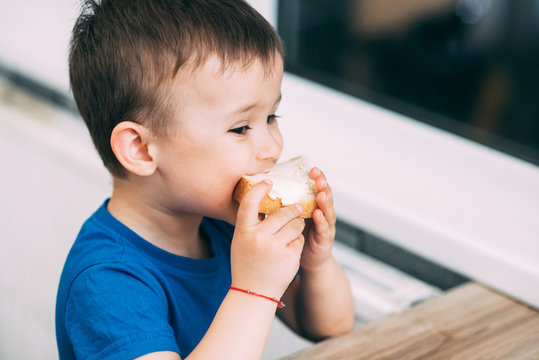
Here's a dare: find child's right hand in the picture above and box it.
[230,180,305,301]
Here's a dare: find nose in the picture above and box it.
[256,126,282,163]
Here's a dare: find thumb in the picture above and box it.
[236,179,273,229]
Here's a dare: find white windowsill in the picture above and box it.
[278,72,539,308]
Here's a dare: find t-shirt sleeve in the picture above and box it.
[64,263,180,360]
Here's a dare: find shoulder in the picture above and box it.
[68,262,167,313]
[63,201,158,283]
[57,202,165,330]
[60,226,165,316]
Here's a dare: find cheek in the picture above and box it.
[272,126,284,151]
[207,146,249,185]
[177,135,252,193]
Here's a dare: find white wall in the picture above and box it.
[0,0,275,95]
[0,87,111,359]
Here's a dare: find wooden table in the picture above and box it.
[281,283,539,359]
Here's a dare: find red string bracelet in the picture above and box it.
[229,286,285,308]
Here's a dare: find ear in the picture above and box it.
[110,121,157,176]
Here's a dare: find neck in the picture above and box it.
[107,177,209,259]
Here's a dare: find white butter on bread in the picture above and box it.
[233,156,318,218]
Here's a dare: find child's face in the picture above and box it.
[153,56,284,223]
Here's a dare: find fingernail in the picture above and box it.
[263,179,273,186]
[296,204,303,214]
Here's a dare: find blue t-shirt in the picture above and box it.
[55,200,234,359]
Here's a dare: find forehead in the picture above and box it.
[170,55,284,116]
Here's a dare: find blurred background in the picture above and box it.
[279,0,539,165]
[1,1,538,359]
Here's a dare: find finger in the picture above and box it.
[236,180,273,229]
[274,216,305,245]
[262,204,303,234]
[286,234,305,253]
[309,167,328,204]
[309,166,322,180]
[316,191,336,227]
[312,208,331,240]
[310,167,332,196]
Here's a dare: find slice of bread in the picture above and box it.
[233,156,317,218]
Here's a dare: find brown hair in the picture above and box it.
[69,0,284,177]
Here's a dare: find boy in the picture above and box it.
[56,0,355,359]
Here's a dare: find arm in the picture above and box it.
[136,180,305,360]
[137,173,352,360]
[278,167,355,341]
[136,291,279,360]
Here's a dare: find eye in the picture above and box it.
[228,125,251,135]
[267,114,281,124]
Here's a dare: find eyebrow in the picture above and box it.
[236,93,282,114]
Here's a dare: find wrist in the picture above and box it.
[228,286,285,308]
[300,255,336,276]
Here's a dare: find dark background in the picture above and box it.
[278,0,539,166]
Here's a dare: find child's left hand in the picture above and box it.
[300,167,337,272]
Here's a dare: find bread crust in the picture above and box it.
[233,177,317,218]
